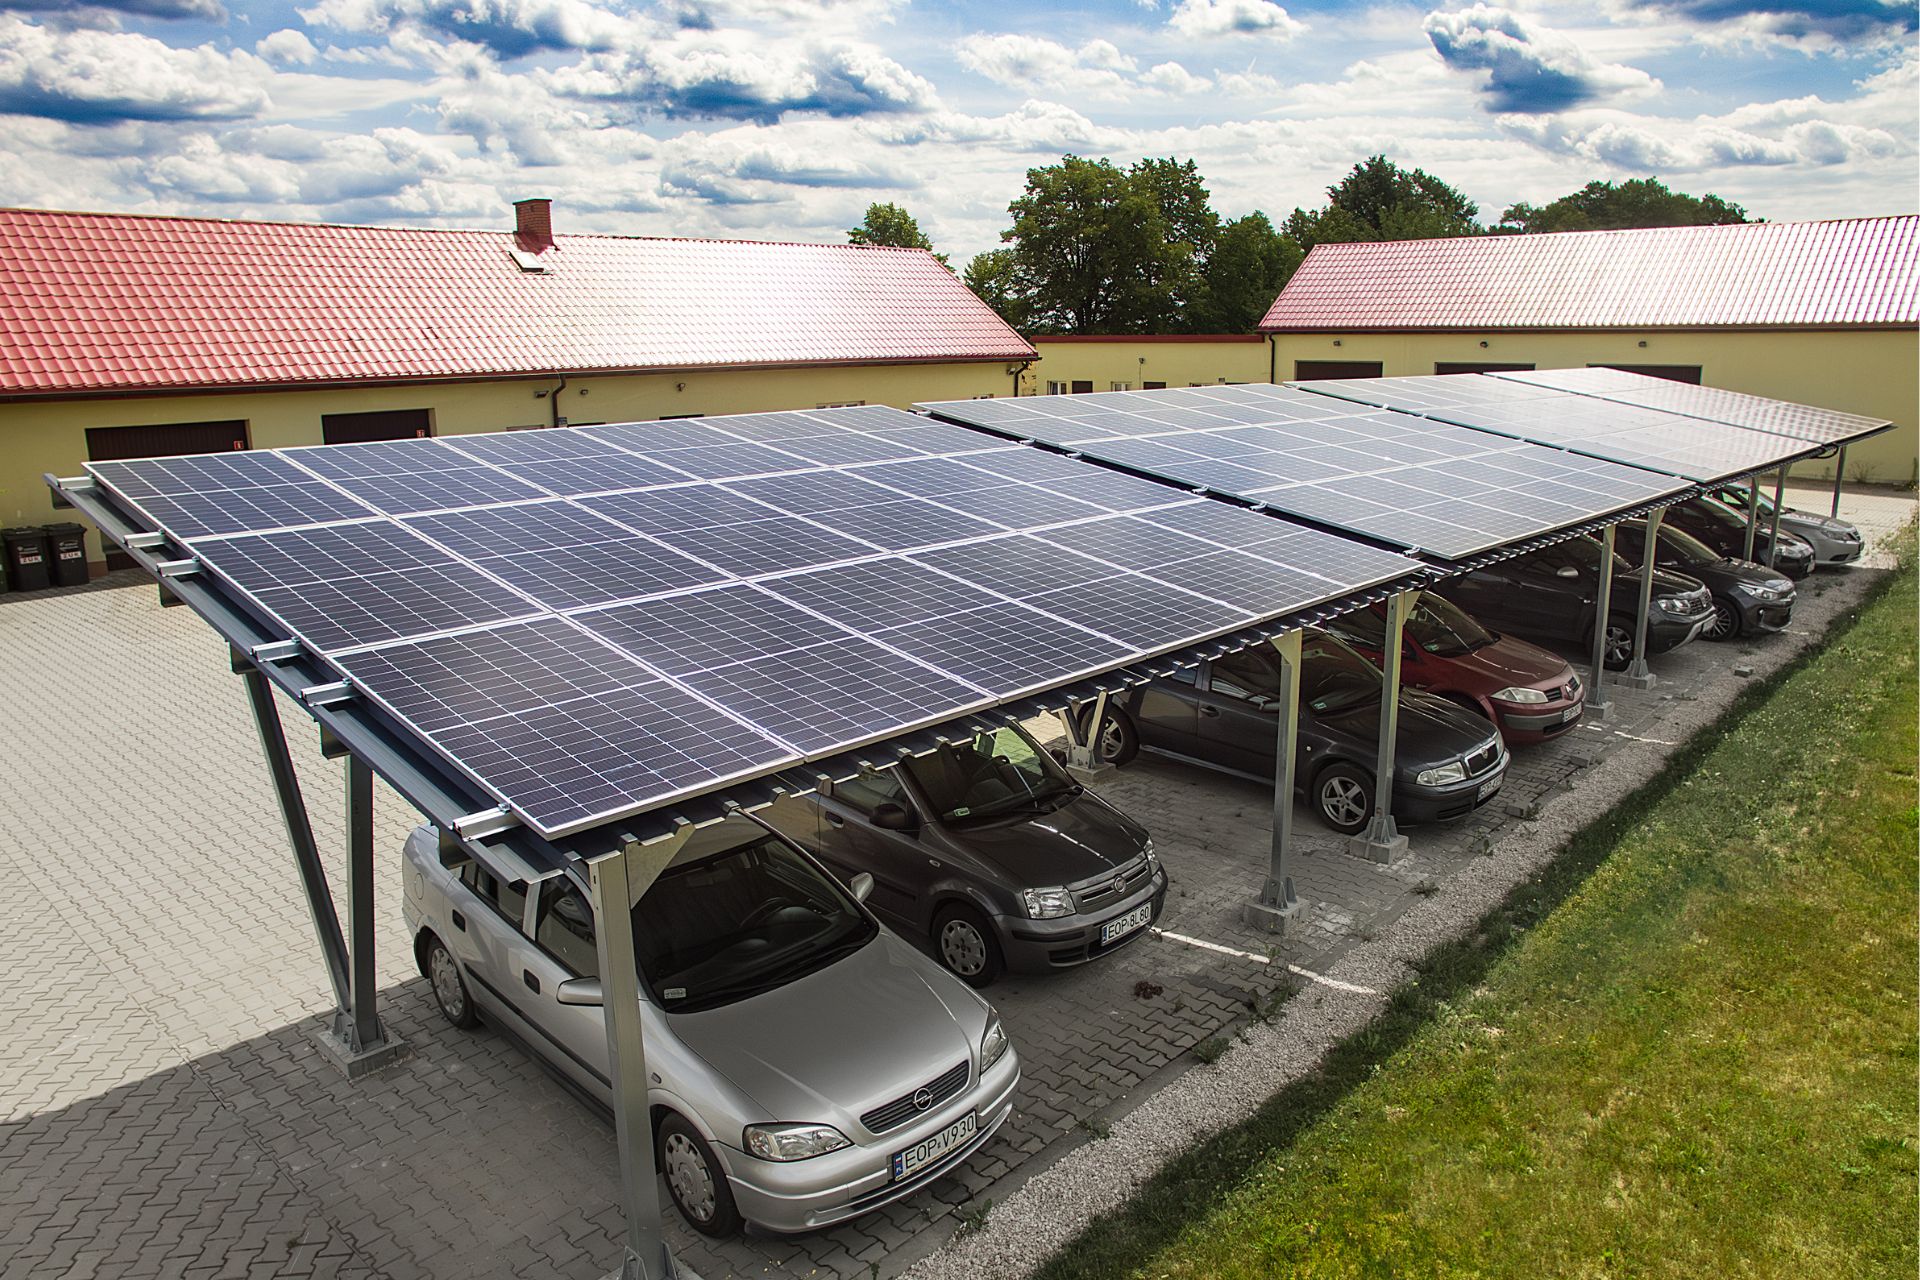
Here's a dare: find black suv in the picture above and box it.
[1662,496,1816,580]
[1089,629,1507,835]
[1446,535,1714,669]
[1611,518,1796,641]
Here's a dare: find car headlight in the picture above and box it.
[1416,761,1467,786]
[1142,841,1159,873]
[1491,686,1549,705]
[1656,597,1687,614]
[980,1013,1010,1070]
[743,1123,852,1162]
[1022,886,1074,919]
[1739,583,1781,601]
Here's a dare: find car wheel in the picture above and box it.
[1704,594,1742,642]
[658,1113,743,1238]
[423,933,479,1030]
[933,903,1005,989]
[1313,762,1374,835]
[1090,708,1139,766]
[1602,616,1636,671]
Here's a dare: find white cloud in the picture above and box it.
[959,33,1224,99]
[299,0,633,57]
[256,29,319,66]
[0,15,270,124]
[1167,0,1304,40]
[1425,5,1658,114]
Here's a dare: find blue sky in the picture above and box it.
[0,0,1911,260]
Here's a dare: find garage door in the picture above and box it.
[86,419,250,568]
[321,408,433,444]
[1592,363,1702,385]
[1294,360,1384,381]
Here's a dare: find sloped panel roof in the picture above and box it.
[1259,216,1920,333]
[0,208,1035,396]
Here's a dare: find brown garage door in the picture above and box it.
[86,419,250,568]
[1593,363,1702,384]
[1293,360,1384,381]
[1435,362,1536,375]
[321,408,432,444]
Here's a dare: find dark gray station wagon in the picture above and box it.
[766,723,1164,988]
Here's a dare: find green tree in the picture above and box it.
[847,201,949,267]
[961,248,1035,332]
[1498,178,1752,233]
[1130,156,1218,332]
[1187,212,1301,333]
[1001,155,1178,333]
[1284,155,1481,250]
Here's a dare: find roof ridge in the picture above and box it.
[1304,213,1920,255]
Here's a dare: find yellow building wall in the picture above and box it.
[1268,328,1919,484]
[1023,338,1269,395]
[1,360,1015,566]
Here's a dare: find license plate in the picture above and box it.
[1100,901,1152,946]
[1476,775,1503,801]
[1561,705,1580,724]
[892,1111,976,1181]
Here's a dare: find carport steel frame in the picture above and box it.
[46,464,1428,1280]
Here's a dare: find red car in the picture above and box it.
[1324,592,1586,745]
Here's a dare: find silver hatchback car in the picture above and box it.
[402,819,1019,1237]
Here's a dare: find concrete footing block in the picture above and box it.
[1345,831,1410,864]
[1609,669,1657,690]
[310,1022,410,1080]
[1240,896,1309,934]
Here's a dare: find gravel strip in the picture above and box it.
[905,557,1897,1280]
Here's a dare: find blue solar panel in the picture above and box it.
[89,453,374,539]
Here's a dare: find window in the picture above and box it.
[1593,363,1702,385]
[1109,381,1133,392]
[1209,646,1283,702]
[1294,360,1384,381]
[816,400,866,409]
[458,862,529,928]
[1046,381,1070,396]
[1434,362,1535,376]
[660,413,706,420]
[1070,380,1094,394]
[831,767,911,817]
[320,408,431,445]
[1166,665,1197,685]
[535,881,599,977]
[1325,606,1386,649]
[902,725,1076,825]
[1144,381,1167,390]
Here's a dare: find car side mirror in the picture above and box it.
[1555,566,1580,579]
[555,976,603,1007]
[849,871,875,903]
[871,802,914,832]
[1046,746,1069,765]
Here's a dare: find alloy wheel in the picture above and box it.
[1705,599,1738,641]
[1097,719,1126,762]
[939,917,988,976]
[663,1133,716,1223]
[1604,624,1634,667]
[1320,776,1369,828]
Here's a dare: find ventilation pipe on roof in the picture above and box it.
[514,197,554,251]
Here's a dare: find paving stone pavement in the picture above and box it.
[0,486,1908,1280]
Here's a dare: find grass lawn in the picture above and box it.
[1038,553,1918,1280]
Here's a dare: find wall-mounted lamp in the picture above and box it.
[675,381,687,392]
[579,387,589,396]
[1637,340,1648,348]
[1332,339,1343,348]
[1478,340,1489,349]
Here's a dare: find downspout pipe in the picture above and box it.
[547,374,569,428]
[1010,359,1032,398]
[1268,335,1278,385]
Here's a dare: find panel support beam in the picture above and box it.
[591,837,689,1280]
[1242,629,1306,933]
[1057,690,1114,779]
[238,661,403,1076]
[1743,476,1761,562]
[1583,525,1616,721]
[1831,446,1847,519]
[1767,466,1787,570]
[1620,508,1662,690]
[1347,590,1413,864]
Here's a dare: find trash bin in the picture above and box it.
[44,522,89,587]
[3,527,51,592]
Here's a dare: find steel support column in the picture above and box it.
[1583,525,1617,720]
[339,757,385,1055]
[1743,476,1761,562]
[592,840,685,1280]
[1831,446,1848,519]
[1767,466,1787,570]
[1058,690,1113,778]
[1348,589,1413,864]
[1621,508,1663,689]
[1242,629,1305,933]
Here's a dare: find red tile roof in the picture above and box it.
[0,208,1035,397]
[1260,216,1920,333]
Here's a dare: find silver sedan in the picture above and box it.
[401,819,1018,1236]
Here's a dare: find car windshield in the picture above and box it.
[1408,594,1495,657]
[634,835,876,1013]
[1301,630,1383,713]
[1660,525,1724,563]
[904,725,1076,826]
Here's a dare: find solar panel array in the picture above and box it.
[1291,373,1824,484]
[88,406,1417,837]
[1486,367,1893,447]
[917,383,1688,560]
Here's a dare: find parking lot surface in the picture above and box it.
[0,483,1908,1280]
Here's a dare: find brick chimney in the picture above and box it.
[513,198,553,251]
